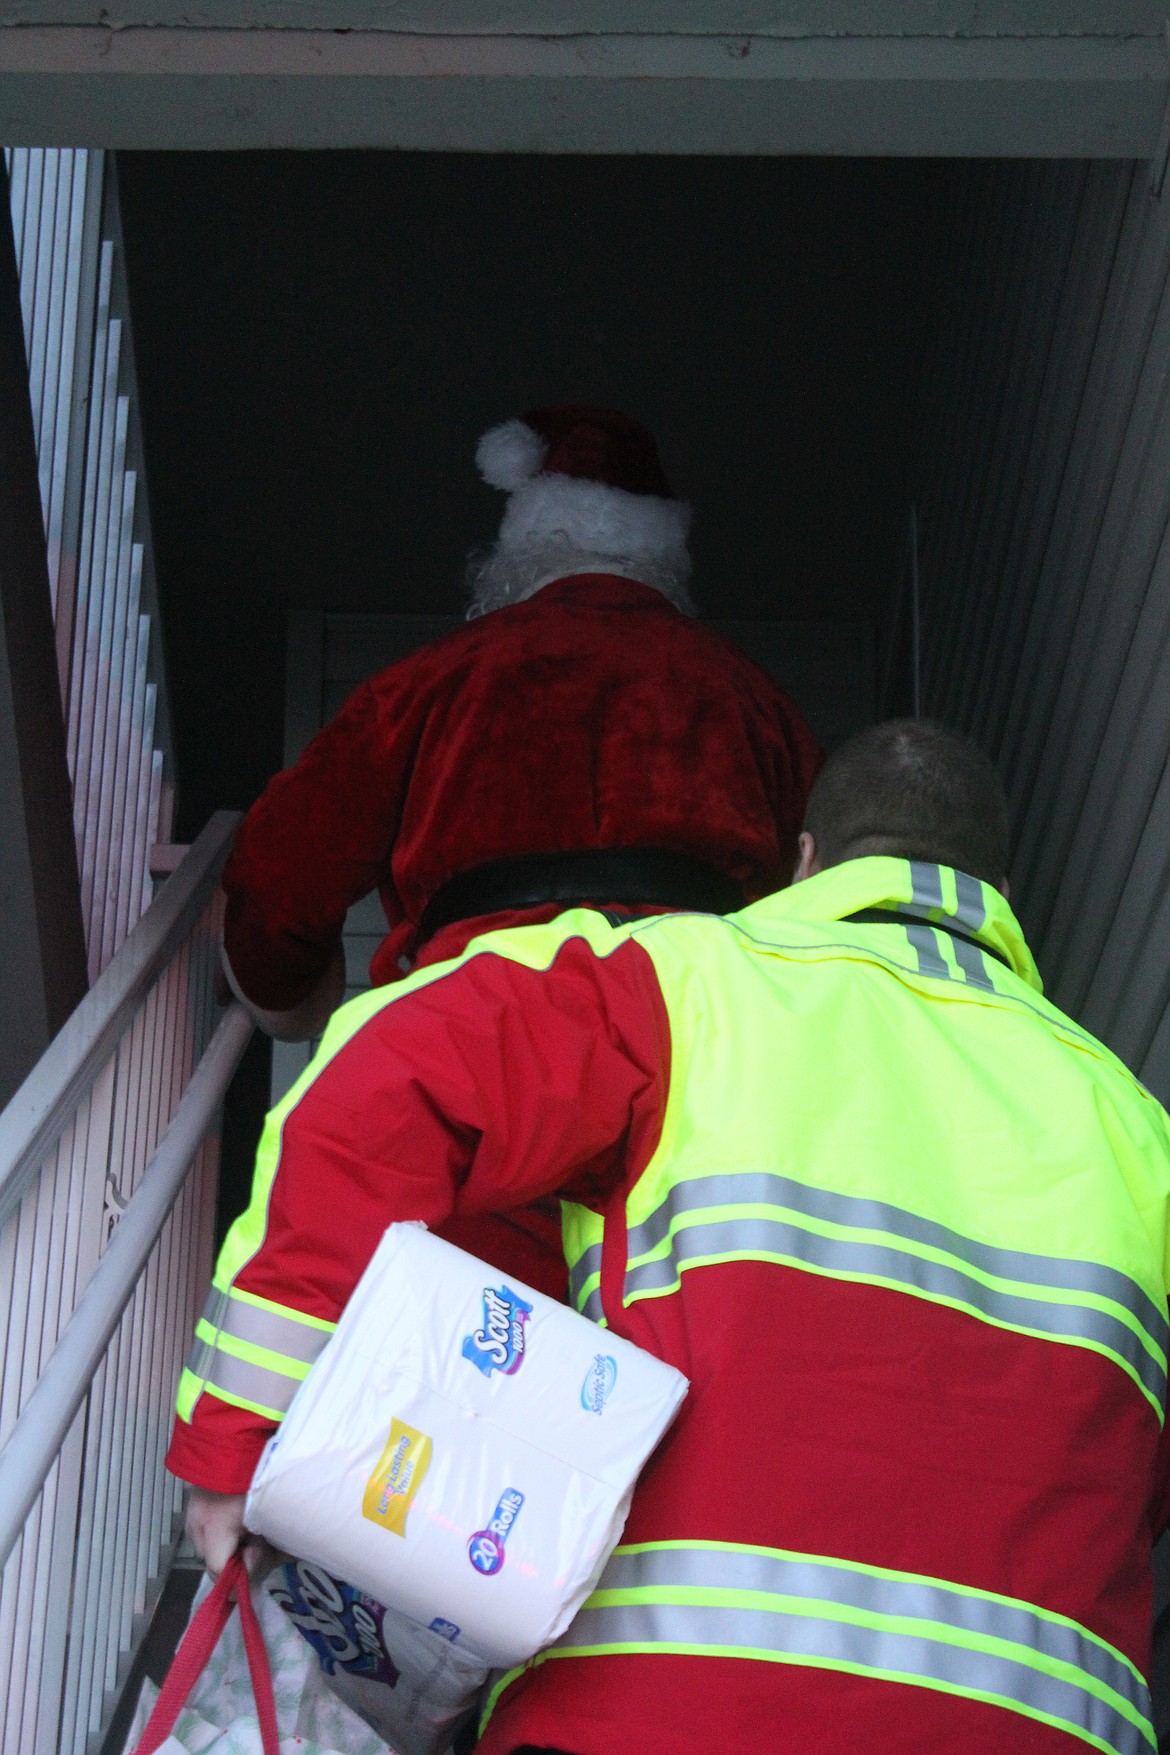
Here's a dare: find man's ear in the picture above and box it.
[999,875,1011,902]
[793,832,819,884]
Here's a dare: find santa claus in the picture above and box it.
[221,405,822,1291]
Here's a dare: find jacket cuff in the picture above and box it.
[165,1394,276,1495]
[222,896,342,1013]
[220,944,347,1042]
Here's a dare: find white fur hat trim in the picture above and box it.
[497,473,692,564]
[476,419,548,491]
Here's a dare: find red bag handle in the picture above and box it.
[131,1553,279,1755]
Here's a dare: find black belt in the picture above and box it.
[418,848,746,945]
[845,907,1012,971]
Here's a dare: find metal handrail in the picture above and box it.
[0,1003,254,1572]
[0,809,239,1233]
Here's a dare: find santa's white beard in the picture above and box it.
[464,534,697,619]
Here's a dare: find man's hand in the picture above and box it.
[185,1487,277,1582]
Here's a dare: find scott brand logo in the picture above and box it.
[462,1285,532,1377]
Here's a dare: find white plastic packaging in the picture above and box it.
[265,1556,485,1755]
[245,1223,688,1678]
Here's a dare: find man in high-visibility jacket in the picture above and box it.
[170,718,1170,1755]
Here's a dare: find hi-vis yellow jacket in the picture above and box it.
[169,858,1170,1755]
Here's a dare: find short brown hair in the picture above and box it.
[804,719,1010,886]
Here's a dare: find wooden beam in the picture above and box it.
[0,25,1165,152]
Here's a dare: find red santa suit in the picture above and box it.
[223,572,822,1001]
[221,409,822,1294]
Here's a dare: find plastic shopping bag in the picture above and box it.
[266,1557,487,1755]
[245,1224,688,1675]
[123,1553,395,1755]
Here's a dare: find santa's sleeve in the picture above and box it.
[166,924,670,1492]
[221,670,416,1012]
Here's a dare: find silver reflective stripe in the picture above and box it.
[562,1606,1147,1754]
[557,1546,1153,1755]
[200,1346,301,1416]
[580,1286,605,1323]
[567,1243,603,1316]
[624,1172,1166,1405]
[626,1171,1168,1350]
[625,1212,1163,1403]
[949,932,995,992]
[900,864,999,987]
[598,1548,1144,1710]
[904,919,950,982]
[198,1286,333,1367]
[909,861,945,913]
[184,1331,215,1388]
[952,869,987,933]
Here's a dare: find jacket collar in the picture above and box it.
[743,857,1041,993]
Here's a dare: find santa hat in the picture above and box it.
[475,406,691,573]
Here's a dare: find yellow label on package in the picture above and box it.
[362,1418,433,1535]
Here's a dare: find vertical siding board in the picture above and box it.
[71,317,122,894]
[89,465,138,963]
[985,170,1148,778]
[1078,741,1170,1063]
[919,160,1170,1129]
[1023,396,1170,952]
[937,160,1072,723]
[1017,263,1170,919]
[66,239,113,782]
[7,148,27,265]
[998,176,1170,822]
[1139,999,1170,1108]
[918,165,1003,696]
[32,151,67,545]
[43,151,83,622]
[1043,533,1170,1008]
[971,163,1132,754]
[81,397,132,962]
[947,164,1086,732]
[17,150,43,356]
[114,604,150,955]
[926,165,1029,690]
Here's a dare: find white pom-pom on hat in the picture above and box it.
[476,418,548,491]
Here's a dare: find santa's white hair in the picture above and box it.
[466,535,697,619]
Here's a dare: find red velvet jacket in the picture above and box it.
[222,575,823,1011]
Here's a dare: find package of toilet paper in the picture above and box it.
[245,1223,688,1682]
[265,1555,488,1755]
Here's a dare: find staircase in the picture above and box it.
[0,814,252,1755]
